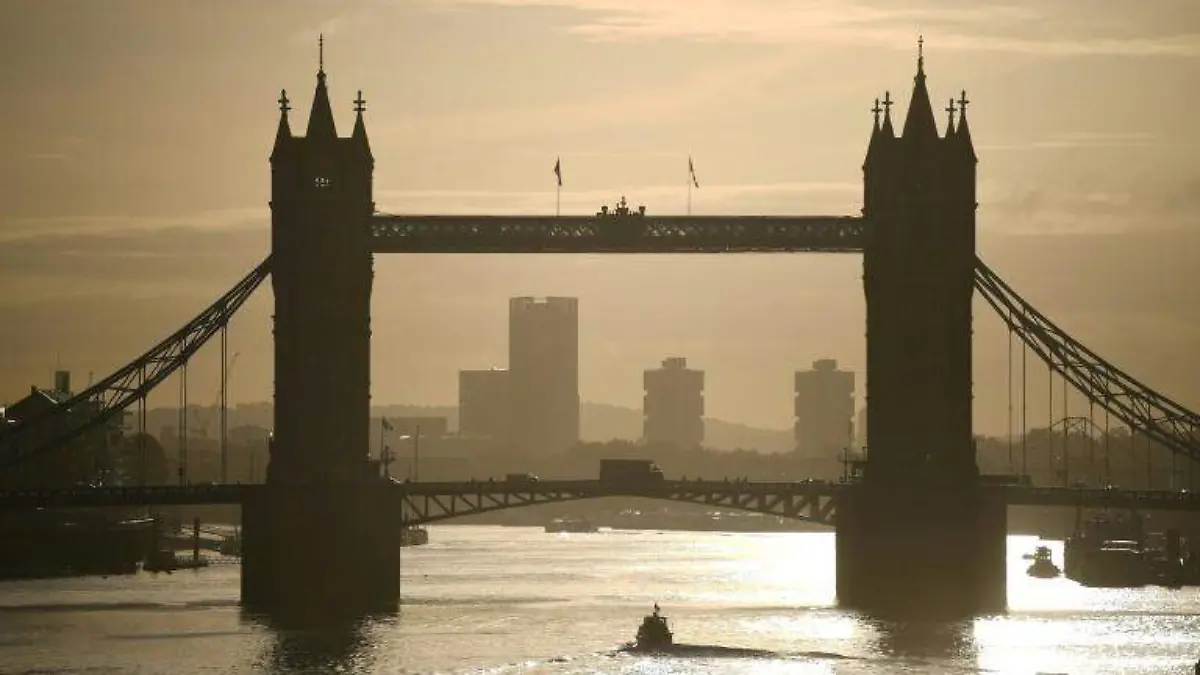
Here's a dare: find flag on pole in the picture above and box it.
[381,418,394,431]
[554,157,562,187]
[688,156,699,188]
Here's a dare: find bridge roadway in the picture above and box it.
[3,481,1200,525]
[369,215,868,253]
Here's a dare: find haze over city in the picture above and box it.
[2,0,1198,435]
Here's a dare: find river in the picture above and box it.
[0,527,1198,673]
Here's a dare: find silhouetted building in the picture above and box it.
[459,368,509,439]
[794,359,855,458]
[643,357,704,448]
[508,297,579,455]
[0,371,116,487]
[269,55,373,484]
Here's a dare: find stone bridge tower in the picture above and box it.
[836,45,1006,617]
[243,44,400,616]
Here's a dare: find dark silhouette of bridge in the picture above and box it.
[3,481,1200,524]
[2,44,1198,619]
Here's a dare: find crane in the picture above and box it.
[191,351,239,438]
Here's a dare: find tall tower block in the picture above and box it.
[242,43,400,616]
[836,44,1006,616]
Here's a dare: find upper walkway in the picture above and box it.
[369,214,867,253]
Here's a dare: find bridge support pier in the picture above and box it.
[241,485,401,616]
[836,484,1006,617]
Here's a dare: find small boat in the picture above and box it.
[545,517,599,534]
[621,604,775,658]
[1027,545,1061,578]
[635,603,674,649]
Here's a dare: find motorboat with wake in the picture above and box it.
[1027,545,1061,578]
[619,604,776,658]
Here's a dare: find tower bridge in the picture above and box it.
[1,44,1198,619]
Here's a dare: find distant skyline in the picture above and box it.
[2,1,1198,434]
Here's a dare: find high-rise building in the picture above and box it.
[458,368,509,440]
[794,359,856,458]
[643,357,704,448]
[508,297,579,455]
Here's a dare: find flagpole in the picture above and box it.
[687,155,695,216]
[556,182,561,219]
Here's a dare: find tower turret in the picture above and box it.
[268,37,374,486]
[880,91,895,138]
[272,89,292,159]
[305,35,337,139]
[954,90,976,161]
[901,37,939,141]
[352,89,372,159]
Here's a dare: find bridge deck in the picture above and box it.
[3,483,1199,520]
[369,215,868,253]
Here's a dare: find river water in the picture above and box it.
[0,527,1198,674]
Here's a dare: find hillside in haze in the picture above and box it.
[142,401,795,453]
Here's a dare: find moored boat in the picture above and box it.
[401,525,429,547]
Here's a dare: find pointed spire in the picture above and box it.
[864,96,884,167]
[352,90,372,157]
[276,89,292,139]
[955,90,971,139]
[956,89,976,159]
[901,36,938,140]
[306,34,337,138]
[272,89,292,160]
[880,91,895,137]
[945,97,957,137]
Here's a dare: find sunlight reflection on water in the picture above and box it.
[0,529,1197,674]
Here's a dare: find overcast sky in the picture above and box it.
[1,0,1197,435]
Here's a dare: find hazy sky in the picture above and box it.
[1,0,1198,435]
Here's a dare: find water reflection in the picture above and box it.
[244,608,397,674]
[864,618,978,667]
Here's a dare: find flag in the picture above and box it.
[381,418,394,431]
[554,157,562,187]
[688,156,699,188]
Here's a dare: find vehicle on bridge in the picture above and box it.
[599,459,665,486]
[505,472,539,486]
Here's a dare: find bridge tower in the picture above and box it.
[242,46,401,615]
[836,47,1006,616]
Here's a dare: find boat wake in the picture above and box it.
[616,642,776,658]
[614,642,860,661]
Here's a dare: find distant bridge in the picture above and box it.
[4,481,1199,527]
